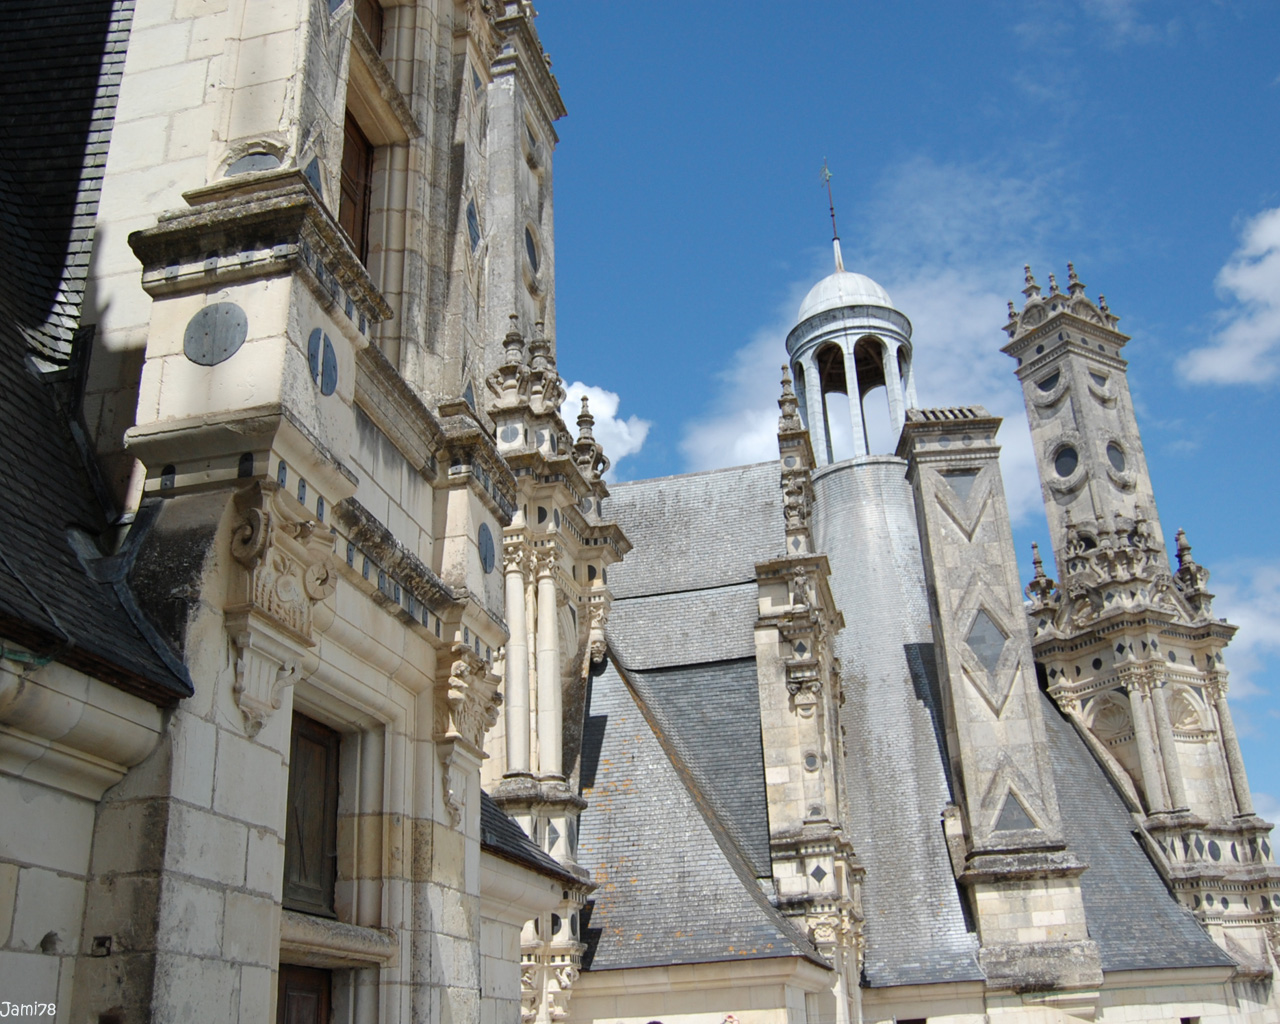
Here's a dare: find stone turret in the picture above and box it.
[1006,265,1280,975]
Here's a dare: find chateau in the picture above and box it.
[0,2,1277,1023]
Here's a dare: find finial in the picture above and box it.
[533,319,545,340]
[1023,264,1041,298]
[778,364,803,433]
[1031,542,1046,578]
[503,313,525,357]
[1098,294,1110,313]
[1067,262,1085,295]
[1175,527,1192,567]
[1048,273,1060,295]
[577,395,595,440]
[1007,300,1018,321]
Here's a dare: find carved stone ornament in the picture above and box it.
[225,482,337,736]
[435,644,503,826]
[436,645,503,751]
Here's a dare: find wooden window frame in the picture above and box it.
[283,712,341,917]
[339,110,374,265]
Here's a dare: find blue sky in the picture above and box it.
[535,2,1280,815]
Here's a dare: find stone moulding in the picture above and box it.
[129,171,393,328]
[279,909,399,968]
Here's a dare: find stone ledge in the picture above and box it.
[278,909,398,968]
[978,937,1102,993]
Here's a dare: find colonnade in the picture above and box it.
[792,335,918,466]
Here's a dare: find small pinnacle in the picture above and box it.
[1067,262,1085,295]
[1031,542,1046,577]
[781,364,796,394]
[1175,527,1192,566]
[1098,294,1110,314]
[1007,300,1017,320]
[577,395,595,438]
[1022,265,1041,298]
[1048,273,1060,295]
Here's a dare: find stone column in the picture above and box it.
[844,344,868,458]
[1150,680,1188,811]
[901,348,919,409]
[799,355,831,466]
[1126,680,1170,813]
[1213,685,1255,816]
[535,549,562,778]
[504,542,531,775]
[882,340,906,443]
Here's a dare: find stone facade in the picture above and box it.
[0,3,1277,1024]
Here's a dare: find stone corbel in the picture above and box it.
[225,482,337,736]
[435,644,503,826]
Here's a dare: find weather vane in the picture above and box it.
[821,159,838,241]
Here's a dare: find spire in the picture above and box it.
[821,159,844,272]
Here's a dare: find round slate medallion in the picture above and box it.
[184,302,248,366]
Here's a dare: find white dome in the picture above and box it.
[797,270,893,322]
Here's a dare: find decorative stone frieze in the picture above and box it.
[224,481,337,736]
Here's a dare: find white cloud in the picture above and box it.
[678,156,1074,524]
[563,381,651,479]
[679,318,796,472]
[1178,206,1280,385]
[1211,559,1280,707]
[1253,792,1280,823]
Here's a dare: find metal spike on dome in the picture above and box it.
[1023,264,1041,299]
[1067,262,1085,295]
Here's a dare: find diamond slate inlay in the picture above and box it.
[966,609,1007,675]
[810,865,827,883]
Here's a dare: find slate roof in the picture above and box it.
[479,791,581,885]
[577,658,823,972]
[604,462,783,599]
[813,461,983,987]
[0,0,192,704]
[1042,692,1233,972]
[591,454,1233,989]
[606,584,757,671]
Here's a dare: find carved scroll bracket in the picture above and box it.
[225,482,337,736]
[435,644,503,825]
